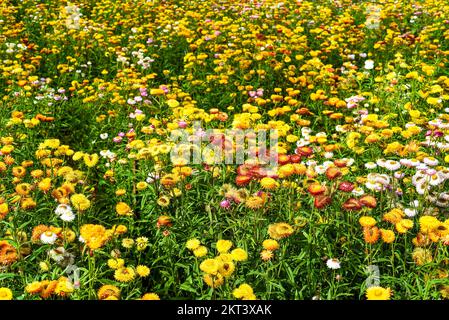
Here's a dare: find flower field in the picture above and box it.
[1,0,449,300]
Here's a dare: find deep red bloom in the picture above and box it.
[338,181,355,192]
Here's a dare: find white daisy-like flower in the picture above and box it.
[428,173,443,186]
[399,158,411,167]
[322,161,334,168]
[404,208,417,217]
[394,171,404,179]
[364,59,374,70]
[376,158,386,167]
[384,160,401,171]
[314,165,327,174]
[55,204,73,216]
[352,187,365,196]
[415,183,428,195]
[60,210,76,222]
[365,162,377,169]
[416,163,429,171]
[326,258,341,270]
[100,133,109,140]
[41,231,58,245]
[408,159,421,167]
[423,157,438,166]
[365,180,380,191]
[324,152,334,159]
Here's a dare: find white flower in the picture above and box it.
[326,258,341,270]
[55,204,73,216]
[376,158,387,167]
[60,210,76,222]
[324,152,334,159]
[384,160,401,171]
[364,59,374,70]
[365,162,377,169]
[423,157,438,166]
[352,187,365,196]
[404,208,417,217]
[100,133,109,140]
[41,231,58,244]
[314,165,327,174]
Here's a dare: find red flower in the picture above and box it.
[342,198,362,211]
[250,166,267,179]
[277,154,290,165]
[235,175,251,186]
[314,195,332,209]
[237,164,254,176]
[334,159,347,168]
[359,195,377,208]
[338,181,354,192]
[290,154,301,163]
[296,146,313,157]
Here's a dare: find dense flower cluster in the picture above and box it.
[1,0,449,300]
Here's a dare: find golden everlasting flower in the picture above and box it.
[366,287,392,300]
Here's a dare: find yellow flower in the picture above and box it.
[186,238,201,250]
[107,258,125,270]
[83,154,99,167]
[25,282,42,294]
[260,177,279,190]
[412,248,433,266]
[262,239,279,251]
[419,216,440,233]
[193,246,208,257]
[260,249,274,261]
[218,261,235,278]
[98,285,120,300]
[231,248,248,261]
[200,259,220,275]
[359,216,376,228]
[116,202,133,216]
[380,229,395,243]
[136,265,150,277]
[136,181,148,191]
[114,267,136,282]
[395,219,413,234]
[0,287,13,300]
[135,237,149,251]
[150,88,165,95]
[203,273,224,288]
[157,195,170,207]
[122,238,134,249]
[216,240,233,253]
[70,194,91,211]
[233,284,254,299]
[141,293,160,300]
[366,287,391,300]
[268,222,294,240]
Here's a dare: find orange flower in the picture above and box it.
[363,227,380,244]
[325,167,342,180]
[115,202,133,216]
[359,195,377,208]
[0,240,18,265]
